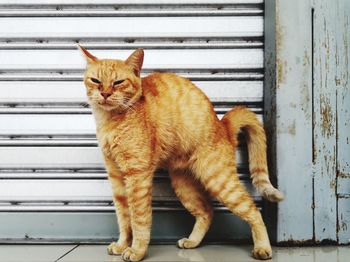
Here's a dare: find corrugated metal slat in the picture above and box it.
[0,0,265,242]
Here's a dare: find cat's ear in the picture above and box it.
[77,44,98,64]
[125,49,144,77]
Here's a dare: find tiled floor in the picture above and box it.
[0,244,349,262]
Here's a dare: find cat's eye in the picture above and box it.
[113,79,125,86]
[90,78,101,84]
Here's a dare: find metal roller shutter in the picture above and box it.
[0,0,265,242]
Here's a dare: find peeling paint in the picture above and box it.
[342,13,349,87]
[337,171,350,179]
[275,1,287,86]
[277,59,287,85]
[341,222,348,232]
[288,121,296,135]
[330,179,336,189]
[303,50,310,66]
[320,95,334,138]
[277,120,296,136]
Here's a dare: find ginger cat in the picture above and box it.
[78,46,283,262]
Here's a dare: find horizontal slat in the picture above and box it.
[0,133,250,146]
[0,41,263,50]
[0,0,264,5]
[0,11,262,18]
[0,170,250,179]
[0,70,264,81]
[0,81,263,103]
[0,115,95,135]
[0,171,107,179]
[0,179,170,201]
[0,179,258,201]
[0,147,247,169]
[0,205,232,212]
[0,108,262,115]
[0,39,263,50]
[0,113,263,135]
[0,49,263,70]
[0,2,263,17]
[0,139,97,146]
[0,133,252,146]
[0,17,262,38]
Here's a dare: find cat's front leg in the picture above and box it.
[104,157,132,255]
[122,170,153,262]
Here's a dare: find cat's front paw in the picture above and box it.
[252,246,272,260]
[107,242,128,255]
[177,238,200,249]
[122,247,146,262]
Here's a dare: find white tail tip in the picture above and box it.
[261,186,284,202]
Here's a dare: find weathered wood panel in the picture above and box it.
[265,0,313,242]
[336,0,350,244]
[268,0,350,244]
[313,0,338,242]
[338,197,350,243]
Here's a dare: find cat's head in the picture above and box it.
[78,45,144,112]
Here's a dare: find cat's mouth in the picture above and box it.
[98,99,117,105]
[97,100,117,110]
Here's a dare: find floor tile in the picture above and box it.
[274,246,350,262]
[58,244,254,262]
[59,244,350,262]
[0,245,76,262]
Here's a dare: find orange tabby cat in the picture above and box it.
[79,45,283,262]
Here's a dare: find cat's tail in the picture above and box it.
[221,106,284,202]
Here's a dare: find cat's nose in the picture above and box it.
[101,92,111,99]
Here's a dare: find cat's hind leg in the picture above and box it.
[191,145,272,260]
[169,168,213,249]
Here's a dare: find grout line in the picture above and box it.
[55,244,79,262]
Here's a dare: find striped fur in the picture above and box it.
[79,46,283,261]
[222,107,284,202]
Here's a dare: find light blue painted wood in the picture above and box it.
[336,0,350,244]
[338,198,350,243]
[267,0,350,244]
[313,0,338,242]
[265,0,314,242]
[338,176,350,196]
